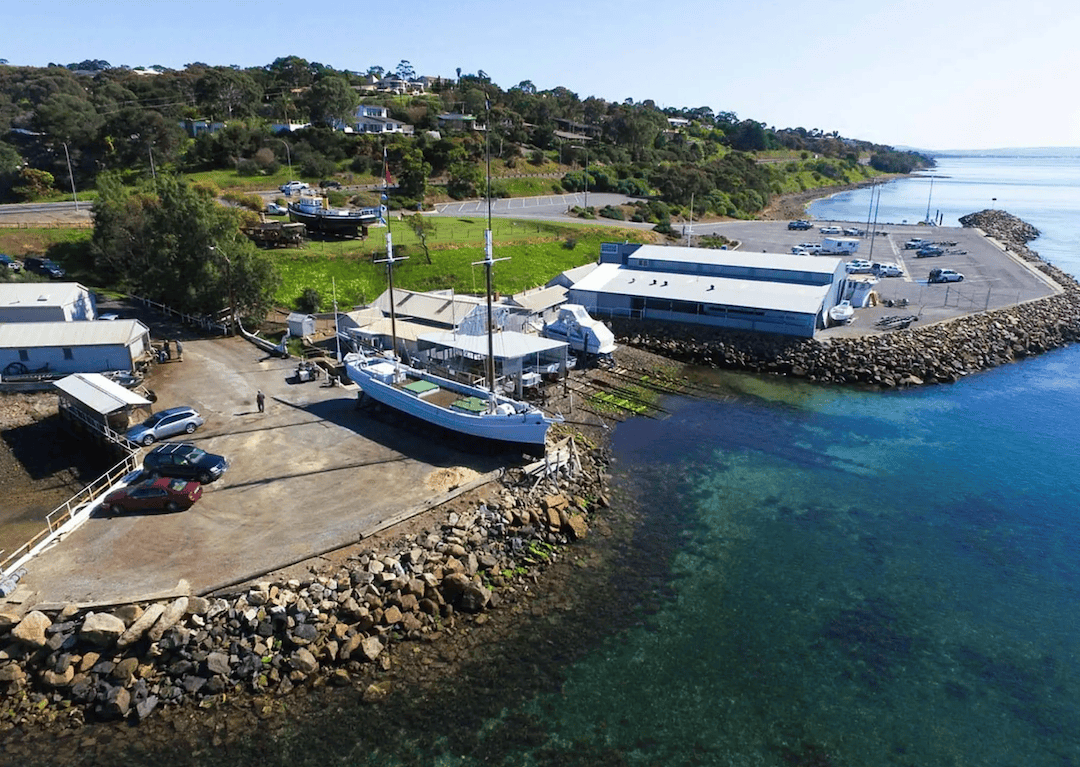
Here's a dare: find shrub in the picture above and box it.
[599,205,625,221]
[529,149,545,166]
[563,237,577,250]
[297,287,321,313]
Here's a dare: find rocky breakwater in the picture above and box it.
[616,210,1080,386]
[0,441,608,730]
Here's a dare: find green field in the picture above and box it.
[272,217,647,310]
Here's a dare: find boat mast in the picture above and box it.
[376,147,406,361]
[474,99,508,396]
[485,98,495,394]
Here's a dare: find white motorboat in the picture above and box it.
[829,300,854,324]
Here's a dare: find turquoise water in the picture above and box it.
[482,154,1080,766]
[28,154,1080,767]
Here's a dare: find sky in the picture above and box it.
[6,0,1080,151]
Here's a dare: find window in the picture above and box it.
[62,348,74,360]
[18,349,29,361]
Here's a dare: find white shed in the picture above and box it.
[0,319,151,378]
[287,312,316,338]
[0,282,98,322]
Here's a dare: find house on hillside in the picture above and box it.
[0,282,98,323]
[344,104,413,135]
[437,113,477,132]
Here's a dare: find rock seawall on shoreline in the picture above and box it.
[617,210,1080,387]
[0,440,609,732]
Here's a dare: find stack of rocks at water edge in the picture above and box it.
[616,210,1080,387]
[0,453,607,727]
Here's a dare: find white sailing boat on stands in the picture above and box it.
[344,117,558,456]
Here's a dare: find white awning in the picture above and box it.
[53,373,151,415]
[419,330,567,360]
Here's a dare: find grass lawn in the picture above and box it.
[273,217,649,310]
[0,226,91,257]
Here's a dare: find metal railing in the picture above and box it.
[1,452,140,576]
[129,294,232,335]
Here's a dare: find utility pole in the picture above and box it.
[61,141,79,212]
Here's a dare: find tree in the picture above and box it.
[13,167,54,200]
[407,213,436,264]
[395,60,415,81]
[396,146,431,200]
[302,75,359,126]
[447,161,482,199]
[90,172,281,322]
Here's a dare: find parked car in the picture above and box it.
[101,476,202,515]
[319,179,343,189]
[125,406,205,446]
[787,220,813,230]
[266,202,289,215]
[0,254,21,272]
[872,262,904,277]
[915,246,944,258]
[843,227,864,236]
[819,225,842,234]
[279,180,309,194]
[845,259,874,274]
[904,238,927,250]
[798,242,822,254]
[24,256,66,279]
[928,268,964,283]
[791,246,809,255]
[143,442,229,484]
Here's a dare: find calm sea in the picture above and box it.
[483,153,1080,766]
[48,154,1080,766]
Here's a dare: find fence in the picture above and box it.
[876,284,1023,313]
[129,294,232,335]
[0,221,93,230]
[0,451,140,576]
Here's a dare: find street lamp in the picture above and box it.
[572,145,588,210]
[279,139,292,177]
[61,141,79,212]
[210,245,236,334]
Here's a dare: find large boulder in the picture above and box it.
[358,636,383,662]
[147,597,189,642]
[117,603,166,649]
[11,611,51,648]
[80,612,127,647]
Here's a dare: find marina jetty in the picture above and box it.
[616,210,1080,386]
[0,440,607,729]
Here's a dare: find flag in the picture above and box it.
[383,147,393,186]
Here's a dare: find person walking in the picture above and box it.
[256,390,265,413]
[175,340,183,361]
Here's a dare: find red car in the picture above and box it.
[101,477,202,515]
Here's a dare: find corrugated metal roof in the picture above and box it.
[419,331,567,359]
[508,285,567,312]
[624,244,842,276]
[571,263,831,315]
[0,282,88,308]
[372,289,482,328]
[0,319,149,348]
[54,373,151,415]
[549,262,599,287]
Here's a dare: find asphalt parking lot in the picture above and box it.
[18,336,511,609]
[689,219,1060,335]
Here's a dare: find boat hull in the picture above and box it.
[288,203,380,237]
[345,354,551,456]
